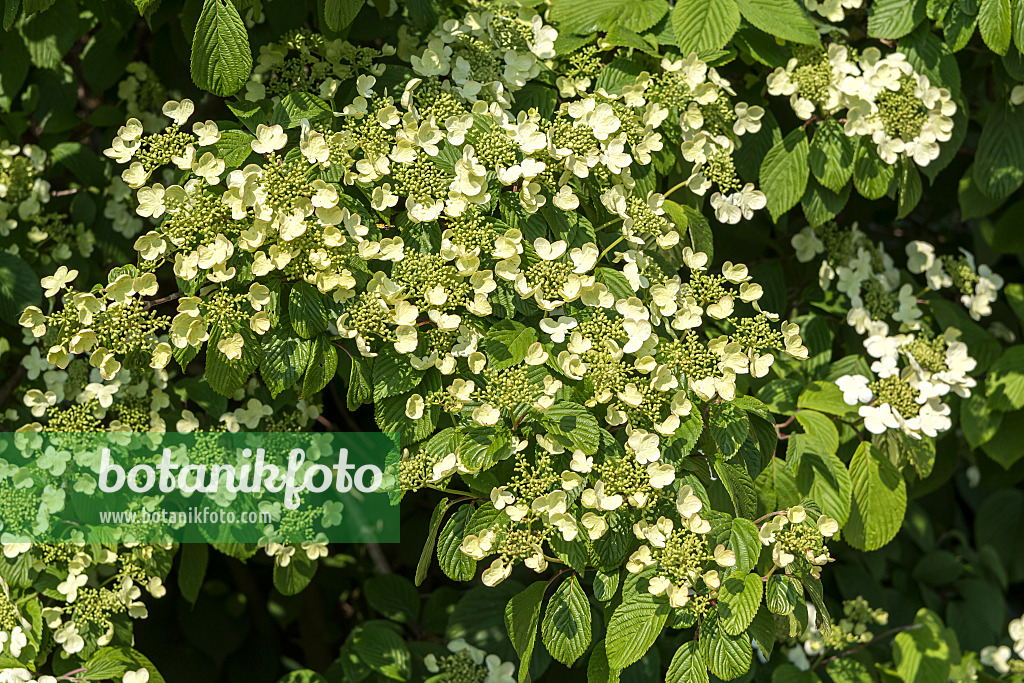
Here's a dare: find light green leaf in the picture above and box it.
[437,504,476,581]
[893,610,952,683]
[671,0,740,54]
[541,575,591,667]
[505,581,546,682]
[734,0,818,44]
[728,518,761,574]
[483,320,539,370]
[605,572,670,669]
[542,402,600,455]
[853,137,895,199]
[760,128,810,222]
[868,0,926,38]
[844,443,907,551]
[766,575,801,614]
[190,0,252,97]
[794,410,839,457]
[416,498,452,586]
[549,0,669,34]
[666,641,708,683]
[808,119,855,193]
[979,0,1012,53]
[351,623,412,681]
[717,572,763,635]
[986,346,1024,411]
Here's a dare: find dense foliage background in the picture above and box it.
[2,0,1024,681]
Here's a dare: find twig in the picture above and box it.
[812,624,922,671]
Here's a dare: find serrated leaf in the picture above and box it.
[672,0,740,54]
[698,610,752,680]
[416,498,452,586]
[974,99,1024,201]
[0,252,41,320]
[734,0,818,44]
[351,623,412,681]
[541,575,591,666]
[505,581,546,682]
[808,120,854,192]
[714,459,757,519]
[190,0,252,97]
[323,0,364,30]
[483,320,539,370]
[853,137,896,199]
[289,282,329,339]
[605,572,670,669]
[347,355,373,411]
[373,347,424,401]
[717,572,763,635]
[205,326,260,397]
[437,504,475,581]
[749,605,776,659]
[666,641,708,683]
[549,0,669,34]
[766,575,801,614]
[365,575,420,624]
[728,518,761,573]
[868,0,926,38]
[272,551,317,595]
[979,0,1012,54]
[301,335,338,398]
[259,330,312,398]
[760,128,809,222]
[542,402,600,455]
[844,442,907,551]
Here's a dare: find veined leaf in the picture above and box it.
[672,0,740,54]
[190,0,252,97]
[540,575,591,666]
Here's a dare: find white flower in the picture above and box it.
[251,124,288,154]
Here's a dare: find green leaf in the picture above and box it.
[802,176,851,228]
[83,648,166,683]
[505,581,546,682]
[272,552,317,596]
[437,504,475,581]
[177,543,208,605]
[205,326,260,397]
[587,640,620,683]
[542,402,600,455]
[541,575,591,667]
[0,251,41,320]
[698,610,752,680]
[728,518,761,573]
[974,99,1024,201]
[717,572,763,635]
[797,382,858,420]
[808,120,855,193]
[483,320,539,370]
[213,129,256,168]
[734,0,818,44]
[868,0,926,38]
[844,442,907,551]
[417,498,452,586]
[749,605,776,659]
[766,575,801,614]
[760,128,810,222]
[365,575,420,624]
[347,355,373,410]
[714,459,757,519]
[961,394,1003,449]
[986,346,1024,411]
[791,445,852,526]
[893,610,952,683]
[975,488,1024,583]
[373,347,424,401]
[605,572,670,669]
[794,410,839,457]
[979,0,1012,53]
[302,335,338,398]
[351,623,412,681]
[323,0,364,30]
[190,0,252,97]
[260,330,313,398]
[982,409,1024,468]
[710,402,749,457]
[944,0,979,50]
[666,641,708,683]
[671,0,740,54]
[853,137,896,199]
[897,158,923,219]
[289,282,329,339]
[928,297,1001,372]
[549,0,669,34]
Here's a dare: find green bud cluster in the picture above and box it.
[134,128,192,172]
[732,314,783,355]
[869,375,921,418]
[875,76,928,141]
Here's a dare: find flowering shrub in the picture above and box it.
[2,0,1024,680]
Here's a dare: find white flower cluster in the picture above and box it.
[769,45,956,167]
[981,617,1024,674]
[423,638,516,683]
[906,240,1004,321]
[0,143,50,233]
[836,328,975,438]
